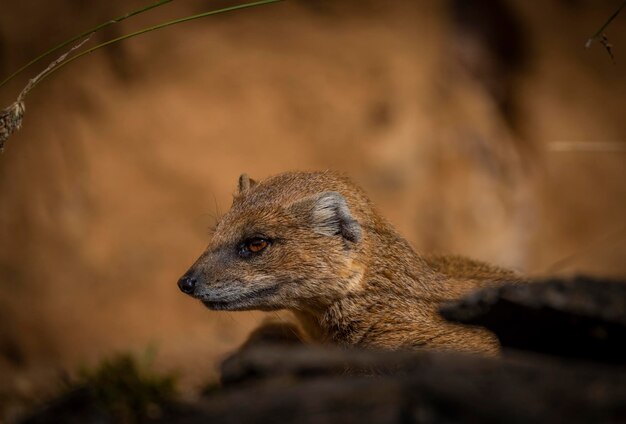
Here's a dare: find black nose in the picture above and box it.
[178,275,197,295]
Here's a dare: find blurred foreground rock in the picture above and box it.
[178,346,624,424]
[441,276,626,362]
[21,276,626,423]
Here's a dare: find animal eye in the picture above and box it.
[248,238,268,253]
[239,237,270,257]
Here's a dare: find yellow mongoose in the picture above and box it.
[178,171,519,354]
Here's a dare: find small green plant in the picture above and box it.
[75,349,177,422]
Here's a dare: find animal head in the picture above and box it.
[178,171,367,312]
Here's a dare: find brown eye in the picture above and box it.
[238,237,271,258]
[248,239,268,253]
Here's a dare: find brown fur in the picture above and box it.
[180,171,520,354]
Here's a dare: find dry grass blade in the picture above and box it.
[0,103,25,152]
[0,0,284,153]
[585,0,626,62]
[0,0,173,89]
[0,35,93,152]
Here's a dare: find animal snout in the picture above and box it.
[178,274,197,295]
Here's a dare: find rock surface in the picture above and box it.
[20,276,626,423]
[440,276,626,362]
[177,345,626,423]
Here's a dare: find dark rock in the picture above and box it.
[178,345,626,423]
[22,277,626,423]
[440,276,626,362]
[220,344,416,387]
[237,321,304,350]
[19,388,113,424]
[22,345,626,423]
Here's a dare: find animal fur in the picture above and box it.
[179,171,520,354]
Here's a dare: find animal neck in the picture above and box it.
[291,309,329,342]
[291,272,430,345]
[292,217,435,344]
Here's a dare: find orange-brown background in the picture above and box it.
[1,0,625,419]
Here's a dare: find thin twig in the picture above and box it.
[547,141,626,152]
[0,0,284,152]
[28,0,284,91]
[0,35,93,151]
[0,0,173,89]
[17,34,94,103]
[585,0,626,61]
[544,226,626,273]
[586,1,626,47]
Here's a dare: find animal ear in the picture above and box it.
[238,173,257,193]
[288,191,362,243]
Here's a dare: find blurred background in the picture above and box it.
[1,0,625,419]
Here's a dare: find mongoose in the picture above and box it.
[178,171,519,354]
